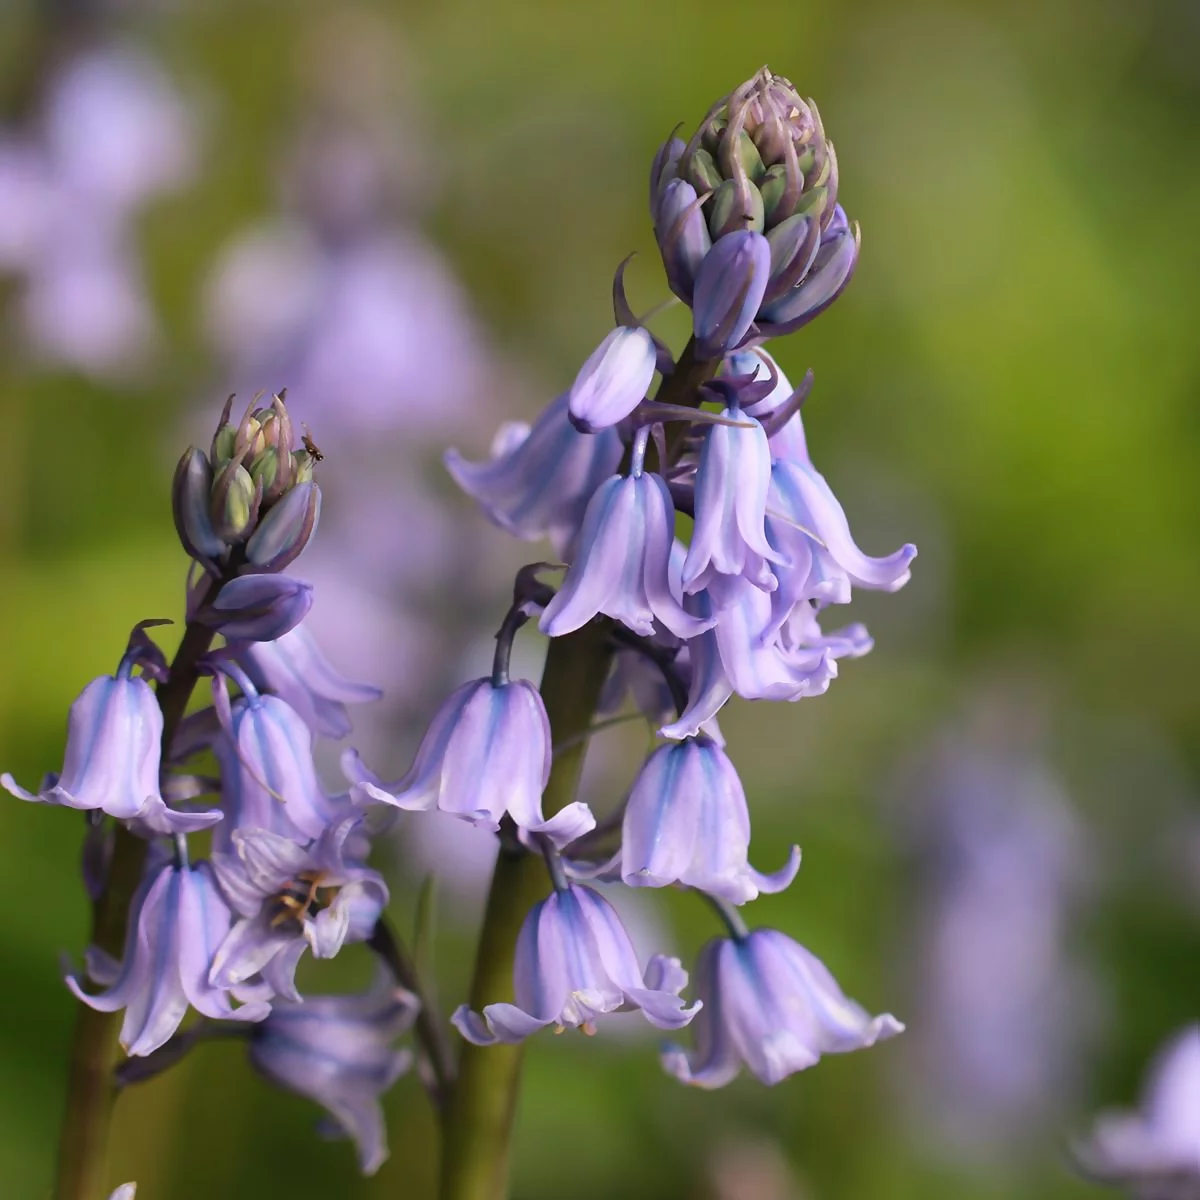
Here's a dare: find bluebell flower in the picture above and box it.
[236,621,382,739]
[617,736,799,903]
[249,968,418,1176]
[351,678,593,849]
[445,393,623,555]
[662,928,902,1088]
[197,573,313,643]
[692,230,771,359]
[682,402,780,594]
[66,857,269,1057]
[1073,1025,1200,1193]
[567,325,658,432]
[539,466,713,640]
[452,883,699,1043]
[727,347,809,464]
[1,660,218,833]
[213,685,346,853]
[210,816,387,1002]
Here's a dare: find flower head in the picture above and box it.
[210,817,387,1002]
[351,678,593,850]
[662,928,902,1088]
[1073,1025,1200,1194]
[249,969,418,1175]
[66,857,269,1057]
[452,883,699,1044]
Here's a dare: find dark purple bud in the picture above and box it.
[758,211,859,334]
[691,230,771,360]
[761,210,821,307]
[172,448,225,562]
[199,574,314,642]
[649,134,685,220]
[244,481,321,571]
[654,179,712,302]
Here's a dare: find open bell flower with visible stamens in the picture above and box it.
[209,816,387,1002]
[249,968,418,1176]
[452,882,699,1044]
[66,857,270,1057]
[349,677,594,850]
[662,928,902,1088]
[1,657,219,833]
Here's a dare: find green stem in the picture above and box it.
[54,587,222,1200]
[437,339,718,1200]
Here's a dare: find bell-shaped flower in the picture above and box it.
[767,458,916,606]
[445,393,623,555]
[539,468,713,640]
[682,402,781,594]
[249,968,418,1176]
[213,686,346,853]
[1,661,218,833]
[617,735,799,903]
[692,229,771,359]
[728,347,809,464]
[452,883,699,1044]
[236,621,382,739]
[196,573,313,643]
[1073,1025,1200,1193]
[662,928,903,1088]
[210,816,387,1002]
[66,857,270,1057]
[351,678,593,850]
[567,325,657,432]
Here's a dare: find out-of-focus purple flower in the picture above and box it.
[682,404,780,593]
[663,929,902,1088]
[197,574,313,642]
[539,469,713,640]
[452,883,699,1043]
[249,968,418,1176]
[213,688,345,852]
[236,621,381,739]
[692,231,771,359]
[107,1187,136,1200]
[617,736,799,903]
[210,817,387,1002]
[1,662,217,833]
[351,678,593,850]
[767,458,916,606]
[567,326,658,432]
[445,394,623,555]
[1074,1026,1200,1193]
[66,858,269,1057]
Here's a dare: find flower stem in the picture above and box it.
[54,584,224,1200]
[437,338,718,1200]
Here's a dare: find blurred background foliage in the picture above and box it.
[0,0,1198,1197]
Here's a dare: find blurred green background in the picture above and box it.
[2,0,1199,1197]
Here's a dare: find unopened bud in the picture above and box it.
[198,574,314,642]
[245,480,321,571]
[567,326,658,433]
[759,206,859,334]
[171,448,225,562]
[691,230,771,359]
[210,460,259,542]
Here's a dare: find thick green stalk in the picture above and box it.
[54,597,221,1200]
[438,339,718,1200]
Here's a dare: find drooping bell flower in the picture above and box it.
[350,677,593,850]
[236,620,382,739]
[195,573,313,643]
[617,735,799,903]
[249,968,418,1176]
[445,393,623,555]
[726,347,809,464]
[1072,1025,1200,1193]
[540,432,714,640]
[1,656,218,833]
[209,816,387,1002]
[452,882,699,1044]
[662,928,902,1088]
[66,856,269,1057]
[567,325,658,432]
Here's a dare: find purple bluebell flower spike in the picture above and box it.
[249,968,418,1176]
[452,883,699,1044]
[662,928,903,1088]
[235,620,382,739]
[210,816,388,1002]
[66,857,270,1057]
[445,393,623,555]
[567,325,658,433]
[618,736,799,903]
[540,433,715,640]
[1,657,218,833]
[350,678,594,850]
[1073,1025,1200,1193]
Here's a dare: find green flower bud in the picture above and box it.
[210,461,258,542]
[708,177,765,239]
[249,447,279,495]
[686,148,724,194]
